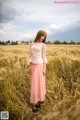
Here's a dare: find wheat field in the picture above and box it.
[0,44,80,120]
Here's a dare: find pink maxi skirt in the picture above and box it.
[30,63,46,104]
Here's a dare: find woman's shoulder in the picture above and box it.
[30,42,46,46]
[42,43,46,47]
[43,43,46,45]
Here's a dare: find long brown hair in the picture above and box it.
[34,30,47,43]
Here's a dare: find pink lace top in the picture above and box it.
[29,42,48,64]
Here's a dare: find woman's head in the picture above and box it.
[34,30,47,43]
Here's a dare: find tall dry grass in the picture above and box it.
[0,44,80,120]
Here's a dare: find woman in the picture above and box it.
[29,30,48,112]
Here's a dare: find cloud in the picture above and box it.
[45,20,80,35]
[0,0,34,35]
[0,0,18,23]
[0,0,34,23]
[0,0,80,41]
[8,20,80,41]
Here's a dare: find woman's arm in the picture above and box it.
[42,44,48,70]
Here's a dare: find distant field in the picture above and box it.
[0,44,80,120]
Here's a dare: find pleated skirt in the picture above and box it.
[30,63,46,104]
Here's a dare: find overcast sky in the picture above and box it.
[0,0,80,42]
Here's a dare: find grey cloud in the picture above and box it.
[0,0,19,23]
[0,0,34,24]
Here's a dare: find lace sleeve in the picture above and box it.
[42,44,48,64]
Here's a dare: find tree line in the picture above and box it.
[46,40,80,44]
[0,40,80,45]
